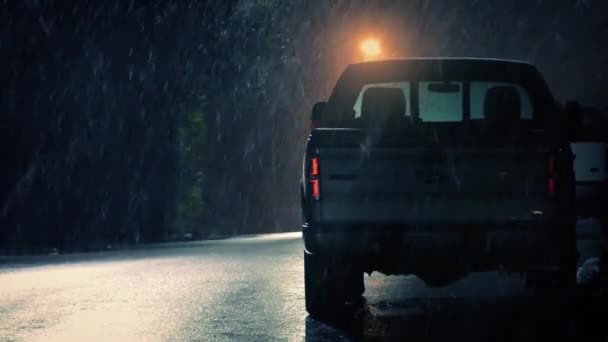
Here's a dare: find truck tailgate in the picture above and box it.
[316,131,554,224]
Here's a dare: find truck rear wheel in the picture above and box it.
[524,222,578,330]
[524,266,578,337]
[526,220,578,292]
[304,252,364,319]
[525,268,576,290]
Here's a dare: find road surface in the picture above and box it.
[0,230,606,341]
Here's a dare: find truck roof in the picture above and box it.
[340,58,540,82]
[324,57,556,127]
[349,57,534,68]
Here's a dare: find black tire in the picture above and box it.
[525,269,576,290]
[304,252,364,319]
[524,220,578,337]
[525,254,578,291]
[525,267,578,338]
[526,220,578,292]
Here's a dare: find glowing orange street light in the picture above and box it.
[360,38,382,61]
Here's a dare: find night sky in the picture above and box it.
[1,0,607,253]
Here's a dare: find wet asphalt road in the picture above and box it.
[0,229,606,341]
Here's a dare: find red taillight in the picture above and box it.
[548,157,555,196]
[311,158,319,176]
[310,179,319,199]
[308,155,320,200]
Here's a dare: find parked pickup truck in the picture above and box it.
[301,58,578,317]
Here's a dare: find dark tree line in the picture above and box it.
[1,0,607,254]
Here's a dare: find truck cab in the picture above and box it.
[301,58,577,317]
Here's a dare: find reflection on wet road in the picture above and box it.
[0,231,606,341]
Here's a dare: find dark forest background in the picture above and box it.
[1,0,607,254]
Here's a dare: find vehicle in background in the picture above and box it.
[301,58,578,317]
[568,104,608,232]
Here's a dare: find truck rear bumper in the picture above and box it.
[317,198,555,223]
[303,221,573,275]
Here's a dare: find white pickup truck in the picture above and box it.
[301,58,578,317]
[569,105,608,229]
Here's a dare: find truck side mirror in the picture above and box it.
[564,100,583,141]
[311,102,326,129]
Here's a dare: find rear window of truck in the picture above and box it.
[351,81,534,122]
